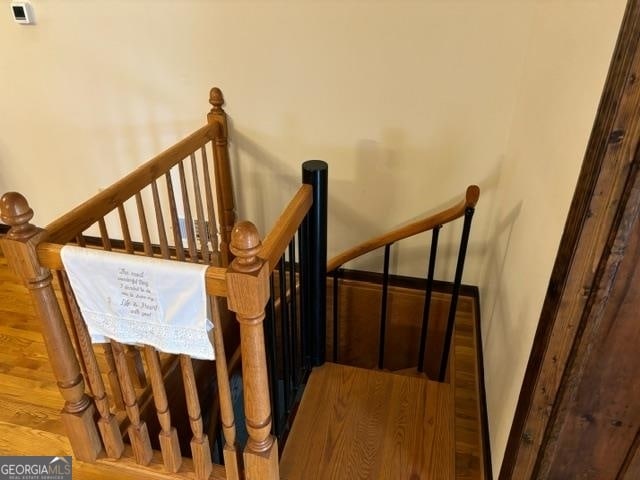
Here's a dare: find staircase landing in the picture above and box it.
[280,362,453,480]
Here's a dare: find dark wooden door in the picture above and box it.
[501,1,640,478]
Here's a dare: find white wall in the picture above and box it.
[0,1,625,475]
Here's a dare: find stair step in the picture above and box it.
[280,362,453,480]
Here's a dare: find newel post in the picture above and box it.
[207,87,237,266]
[0,193,102,461]
[225,221,279,480]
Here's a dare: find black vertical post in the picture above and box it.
[265,275,280,436]
[417,225,441,373]
[288,240,299,385]
[298,217,310,371]
[378,243,392,370]
[332,269,340,362]
[302,160,328,367]
[278,256,292,411]
[438,208,475,382]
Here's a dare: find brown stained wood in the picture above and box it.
[98,218,112,251]
[151,180,171,259]
[200,146,220,255]
[179,355,212,480]
[111,340,153,466]
[280,363,454,479]
[142,346,182,473]
[189,153,211,265]
[207,88,235,266]
[135,192,154,257]
[226,221,278,479]
[165,172,186,262]
[502,2,640,478]
[178,161,199,263]
[0,192,102,462]
[622,436,640,479]
[327,185,479,272]
[210,296,240,480]
[44,124,214,245]
[117,204,135,254]
[535,138,640,477]
[259,184,312,272]
[59,271,124,459]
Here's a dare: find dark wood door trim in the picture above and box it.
[500,1,640,478]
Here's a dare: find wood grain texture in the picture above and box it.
[535,126,640,477]
[280,362,454,480]
[327,185,479,272]
[259,185,312,271]
[501,2,640,478]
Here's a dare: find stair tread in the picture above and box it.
[280,362,453,480]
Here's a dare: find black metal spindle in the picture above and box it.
[302,160,328,367]
[298,215,311,370]
[332,268,340,362]
[417,225,441,373]
[288,240,299,386]
[438,207,475,382]
[279,256,292,412]
[378,243,392,370]
[265,274,281,436]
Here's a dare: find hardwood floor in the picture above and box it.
[0,253,486,479]
[280,362,454,479]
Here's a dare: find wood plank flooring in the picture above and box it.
[280,362,454,479]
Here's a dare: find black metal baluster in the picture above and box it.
[417,225,441,373]
[378,244,392,370]
[438,208,475,382]
[288,240,299,386]
[279,256,292,412]
[265,274,281,436]
[302,160,328,366]
[298,215,310,372]
[332,268,340,362]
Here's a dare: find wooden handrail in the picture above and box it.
[36,241,228,297]
[45,124,216,245]
[259,184,313,272]
[327,185,480,272]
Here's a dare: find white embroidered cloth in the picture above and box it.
[60,245,214,360]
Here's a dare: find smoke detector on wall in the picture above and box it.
[11,2,34,25]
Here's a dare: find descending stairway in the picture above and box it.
[280,363,454,480]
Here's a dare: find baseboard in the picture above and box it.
[334,268,480,298]
[473,294,493,480]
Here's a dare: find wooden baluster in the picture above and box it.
[60,271,124,458]
[190,152,211,265]
[113,205,147,389]
[135,192,154,257]
[117,204,134,254]
[103,343,125,410]
[211,296,240,480]
[226,221,279,480]
[165,172,186,261]
[111,340,153,465]
[138,192,183,472]
[55,270,89,384]
[75,234,86,247]
[200,146,220,261]
[0,192,102,461]
[180,355,213,480]
[207,87,236,266]
[96,215,128,409]
[151,180,170,259]
[98,218,112,251]
[143,346,182,472]
[178,161,199,262]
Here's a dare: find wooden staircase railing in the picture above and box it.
[327,185,480,381]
